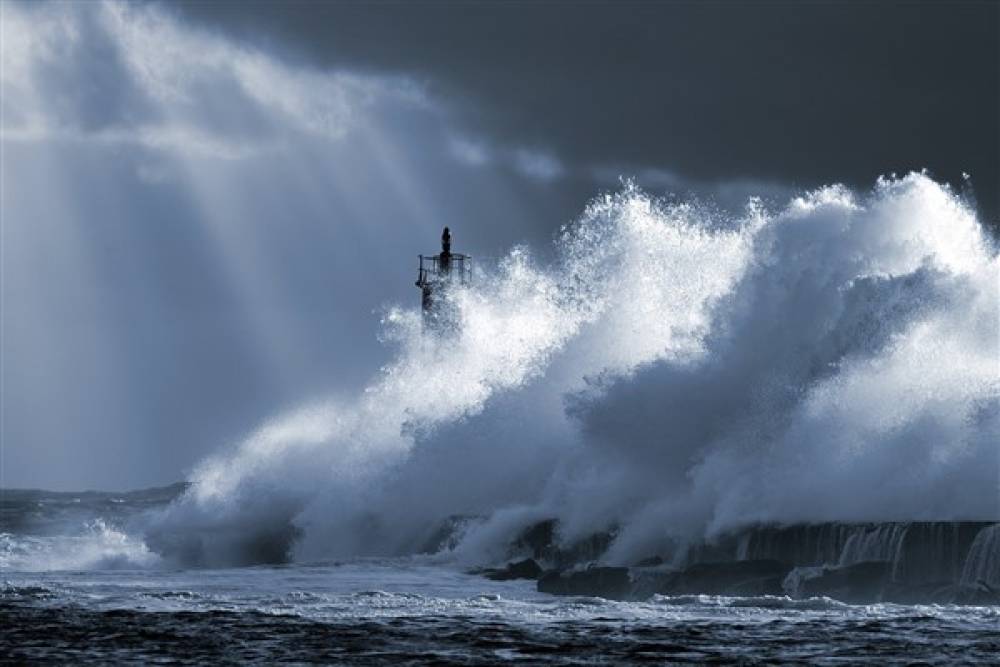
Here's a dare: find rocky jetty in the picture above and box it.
[538,566,631,599]
[477,558,543,581]
[474,519,1000,605]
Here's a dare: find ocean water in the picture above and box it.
[5,561,999,664]
[3,490,999,664]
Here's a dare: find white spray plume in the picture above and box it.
[148,174,998,567]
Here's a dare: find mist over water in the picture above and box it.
[146,173,999,569]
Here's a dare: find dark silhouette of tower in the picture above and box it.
[416,227,470,327]
[439,227,452,275]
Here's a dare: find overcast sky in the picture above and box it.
[2,0,997,490]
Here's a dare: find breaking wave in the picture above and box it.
[1,519,159,571]
[146,173,999,568]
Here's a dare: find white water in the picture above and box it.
[838,525,910,568]
[6,559,997,622]
[146,174,999,568]
[1,519,159,572]
[963,525,1000,587]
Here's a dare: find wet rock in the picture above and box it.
[537,566,631,600]
[881,580,951,604]
[635,555,664,567]
[481,558,543,581]
[419,515,481,554]
[516,520,1000,604]
[726,575,786,597]
[727,521,996,584]
[629,569,679,600]
[794,561,891,603]
[514,520,557,560]
[659,559,793,596]
[943,582,1000,605]
[885,580,1000,605]
[513,520,616,568]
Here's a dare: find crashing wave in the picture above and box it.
[145,173,998,569]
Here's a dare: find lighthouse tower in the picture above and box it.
[415,227,471,328]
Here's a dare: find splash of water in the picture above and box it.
[962,524,1000,587]
[1,519,159,572]
[147,173,998,568]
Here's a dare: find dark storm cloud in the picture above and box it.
[167,0,999,223]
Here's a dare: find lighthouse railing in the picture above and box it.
[417,253,472,286]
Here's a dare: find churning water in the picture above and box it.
[3,175,998,662]
[2,487,998,664]
[4,553,998,664]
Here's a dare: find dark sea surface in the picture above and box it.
[3,489,998,665]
